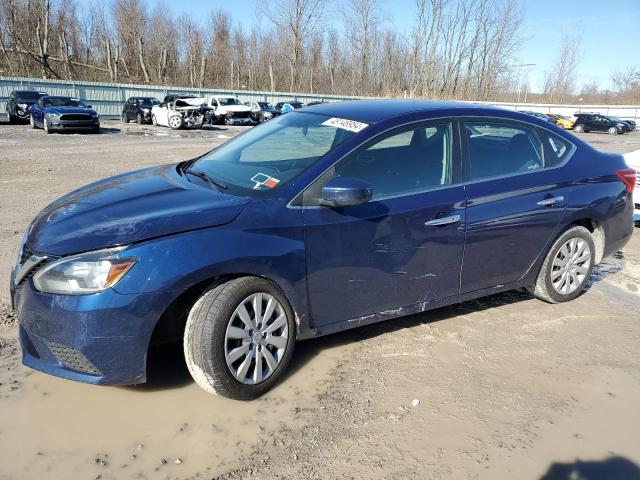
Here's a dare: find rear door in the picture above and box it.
[460,119,573,293]
[303,121,466,327]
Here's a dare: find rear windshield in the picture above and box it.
[136,97,159,105]
[16,92,42,101]
[192,112,362,192]
[44,97,85,107]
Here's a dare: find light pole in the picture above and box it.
[514,63,536,104]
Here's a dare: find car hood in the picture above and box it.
[217,105,252,113]
[44,107,97,115]
[27,164,250,256]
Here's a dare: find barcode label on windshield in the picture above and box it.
[321,117,368,133]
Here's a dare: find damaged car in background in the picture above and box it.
[208,96,254,125]
[151,95,214,130]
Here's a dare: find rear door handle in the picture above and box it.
[425,214,461,226]
[537,195,565,207]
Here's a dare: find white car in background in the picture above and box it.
[624,150,640,222]
[151,95,212,129]
[208,96,253,125]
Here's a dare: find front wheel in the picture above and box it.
[168,115,183,130]
[608,126,619,135]
[121,112,129,123]
[30,115,37,129]
[573,124,584,133]
[136,112,143,124]
[43,118,52,134]
[184,277,296,400]
[529,226,595,303]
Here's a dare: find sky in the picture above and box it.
[143,0,640,92]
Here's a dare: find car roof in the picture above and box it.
[302,99,510,123]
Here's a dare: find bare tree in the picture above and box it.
[542,32,580,103]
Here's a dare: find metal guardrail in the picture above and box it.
[1,76,639,122]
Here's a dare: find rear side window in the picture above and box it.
[335,123,452,199]
[464,121,543,180]
[538,129,573,167]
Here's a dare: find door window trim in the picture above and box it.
[291,117,462,208]
[459,116,576,186]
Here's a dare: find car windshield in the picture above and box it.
[259,102,275,110]
[218,97,241,106]
[191,112,361,192]
[16,92,42,102]
[44,97,85,107]
[137,97,159,105]
[608,116,624,122]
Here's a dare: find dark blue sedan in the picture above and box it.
[30,95,100,133]
[11,100,636,399]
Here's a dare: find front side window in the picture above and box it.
[335,123,452,199]
[465,121,543,180]
[192,112,359,192]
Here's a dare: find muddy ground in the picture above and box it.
[0,121,639,480]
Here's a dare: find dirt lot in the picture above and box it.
[0,121,639,480]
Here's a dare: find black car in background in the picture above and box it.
[275,101,305,111]
[573,113,628,134]
[6,90,47,123]
[245,101,280,123]
[520,110,554,123]
[607,116,636,132]
[122,97,160,124]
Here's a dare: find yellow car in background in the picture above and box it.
[549,113,575,129]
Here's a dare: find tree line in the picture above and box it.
[0,0,638,104]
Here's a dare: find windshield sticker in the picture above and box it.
[321,117,368,133]
[251,173,280,189]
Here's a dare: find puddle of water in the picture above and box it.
[0,336,354,480]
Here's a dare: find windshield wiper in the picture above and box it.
[184,168,228,192]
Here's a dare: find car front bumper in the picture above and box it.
[227,117,253,125]
[49,118,99,131]
[11,271,172,386]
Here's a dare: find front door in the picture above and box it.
[303,121,466,327]
[460,119,572,292]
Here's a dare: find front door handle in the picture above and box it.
[425,214,461,226]
[537,195,565,207]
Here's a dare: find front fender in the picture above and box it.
[112,201,310,334]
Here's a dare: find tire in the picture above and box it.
[573,124,584,133]
[184,277,296,400]
[608,126,619,135]
[92,124,100,134]
[529,226,595,304]
[8,112,16,123]
[121,112,129,123]
[152,114,157,126]
[136,112,143,124]
[168,115,183,130]
[44,118,52,134]
[30,115,37,129]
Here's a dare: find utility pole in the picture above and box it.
[514,63,536,103]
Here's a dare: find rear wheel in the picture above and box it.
[184,277,296,400]
[574,124,584,133]
[121,112,129,123]
[530,226,595,303]
[152,114,157,126]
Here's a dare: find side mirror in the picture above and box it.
[321,177,372,207]
[86,104,92,109]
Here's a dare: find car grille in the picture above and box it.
[232,111,251,119]
[60,114,92,121]
[47,341,102,376]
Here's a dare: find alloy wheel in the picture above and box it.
[551,237,592,295]
[224,293,289,385]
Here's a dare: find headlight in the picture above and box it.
[33,247,136,295]
[46,113,61,120]
[142,108,150,113]
[18,103,28,109]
